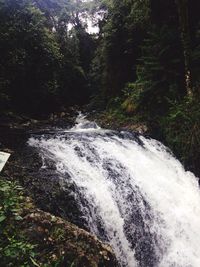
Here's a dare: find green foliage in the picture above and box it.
[0,0,62,115]
[89,0,200,176]
[124,24,184,118]
[0,178,79,266]
[0,0,96,117]
[51,226,66,242]
[0,180,23,221]
[0,179,37,267]
[121,82,143,114]
[90,0,150,98]
[161,97,200,173]
[1,0,200,175]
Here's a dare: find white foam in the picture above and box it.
[28,117,200,267]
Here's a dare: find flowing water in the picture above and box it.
[28,114,200,267]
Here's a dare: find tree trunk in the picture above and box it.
[176,0,193,96]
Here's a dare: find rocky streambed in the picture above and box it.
[0,112,118,267]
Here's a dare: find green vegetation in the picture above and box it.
[161,97,200,174]
[0,177,115,266]
[0,0,96,117]
[1,0,200,263]
[88,0,200,176]
[0,0,199,171]
[0,1,199,170]
[0,178,37,266]
[0,178,68,266]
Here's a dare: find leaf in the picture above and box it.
[15,215,23,221]
[30,257,40,267]
[0,215,6,222]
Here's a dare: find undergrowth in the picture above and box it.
[161,97,200,175]
[0,178,37,266]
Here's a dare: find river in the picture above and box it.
[28,113,200,267]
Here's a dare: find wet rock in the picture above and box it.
[22,209,117,267]
[0,119,118,266]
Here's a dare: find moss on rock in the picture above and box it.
[0,177,117,267]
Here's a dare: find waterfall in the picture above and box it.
[28,114,200,267]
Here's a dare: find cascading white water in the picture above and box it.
[28,113,200,267]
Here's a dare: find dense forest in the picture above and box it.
[0,0,200,173]
[1,1,200,266]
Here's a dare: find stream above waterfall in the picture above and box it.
[28,113,200,267]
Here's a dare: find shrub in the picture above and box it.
[161,97,200,175]
[0,178,37,267]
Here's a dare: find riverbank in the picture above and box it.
[87,109,148,134]
[89,107,200,179]
[0,106,199,266]
[0,176,116,267]
[0,110,118,267]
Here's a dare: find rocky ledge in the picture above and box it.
[22,207,117,267]
[0,110,118,267]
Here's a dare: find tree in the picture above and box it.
[0,0,62,115]
[175,0,193,96]
[90,0,150,101]
[0,0,97,115]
